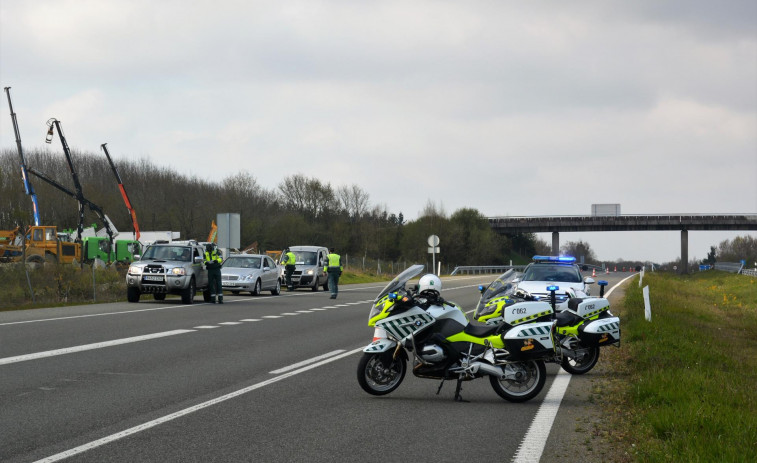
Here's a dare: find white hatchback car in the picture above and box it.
[221,254,282,296]
[514,256,594,311]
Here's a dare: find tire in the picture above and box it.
[251,279,261,296]
[181,278,196,304]
[153,293,166,301]
[127,286,141,303]
[203,290,212,303]
[271,279,281,295]
[311,277,319,291]
[490,360,547,403]
[231,290,240,295]
[323,277,329,291]
[25,254,45,270]
[357,353,406,396]
[560,337,600,375]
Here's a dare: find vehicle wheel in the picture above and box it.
[490,359,546,403]
[560,338,600,375]
[181,278,196,304]
[323,278,329,291]
[203,290,212,303]
[127,286,141,303]
[231,290,240,295]
[45,253,58,264]
[25,255,45,269]
[311,277,319,291]
[153,293,166,301]
[271,279,281,295]
[251,279,261,296]
[357,353,406,396]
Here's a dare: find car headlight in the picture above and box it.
[306,269,314,275]
[242,274,254,281]
[128,266,142,275]
[171,267,186,276]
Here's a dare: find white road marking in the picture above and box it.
[218,322,242,325]
[512,369,571,463]
[194,326,219,329]
[33,347,363,463]
[296,310,313,313]
[281,312,300,316]
[268,350,346,374]
[0,330,195,366]
[321,306,337,309]
[262,315,282,319]
[310,308,328,311]
[240,319,262,322]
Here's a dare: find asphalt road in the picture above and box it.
[0,271,631,463]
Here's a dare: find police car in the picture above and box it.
[513,255,594,311]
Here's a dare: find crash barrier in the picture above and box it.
[740,268,757,277]
[714,262,744,274]
[450,265,527,276]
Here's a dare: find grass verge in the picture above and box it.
[602,271,756,462]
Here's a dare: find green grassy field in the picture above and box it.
[604,271,757,462]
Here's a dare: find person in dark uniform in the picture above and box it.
[324,247,342,299]
[204,243,223,303]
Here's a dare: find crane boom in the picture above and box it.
[4,87,41,226]
[101,143,140,241]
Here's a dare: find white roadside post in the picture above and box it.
[643,285,652,321]
[427,235,440,275]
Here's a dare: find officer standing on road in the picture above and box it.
[205,243,223,304]
[283,248,296,291]
[324,247,343,299]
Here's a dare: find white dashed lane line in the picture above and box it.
[194,326,220,329]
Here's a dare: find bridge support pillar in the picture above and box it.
[681,229,689,274]
[552,232,559,255]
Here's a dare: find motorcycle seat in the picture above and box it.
[567,298,584,311]
[555,310,583,327]
[463,323,501,338]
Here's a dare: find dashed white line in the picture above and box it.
[0,330,196,366]
[310,308,328,311]
[218,322,242,325]
[262,315,282,319]
[194,326,219,329]
[296,310,313,313]
[281,313,300,316]
[240,319,262,322]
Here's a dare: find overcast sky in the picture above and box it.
[1,0,755,264]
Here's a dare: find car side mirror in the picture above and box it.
[512,278,521,283]
[263,266,270,271]
[194,256,203,264]
[585,277,595,284]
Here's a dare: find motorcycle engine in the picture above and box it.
[419,344,446,362]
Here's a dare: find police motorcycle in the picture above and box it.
[473,269,620,375]
[357,265,548,403]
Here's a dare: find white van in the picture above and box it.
[281,245,330,291]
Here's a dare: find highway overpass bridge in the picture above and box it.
[487,214,757,273]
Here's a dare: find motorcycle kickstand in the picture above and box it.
[453,376,468,403]
[436,378,445,395]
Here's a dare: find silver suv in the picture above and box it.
[126,241,211,304]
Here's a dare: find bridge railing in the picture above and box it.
[450,265,526,276]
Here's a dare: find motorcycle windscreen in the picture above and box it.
[474,269,518,319]
[374,264,425,303]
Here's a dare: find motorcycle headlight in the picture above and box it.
[171,267,186,276]
[128,266,142,275]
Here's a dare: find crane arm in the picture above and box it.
[101,143,140,241]
[4,87,41,226]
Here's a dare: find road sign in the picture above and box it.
[427,235,440,247]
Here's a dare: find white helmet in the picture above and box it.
[418,274,442,295]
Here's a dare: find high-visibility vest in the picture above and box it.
[285,251,296,265]
[325,253,342,272]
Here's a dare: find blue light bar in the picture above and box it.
[533,255,576,263]
[546,285,559,291]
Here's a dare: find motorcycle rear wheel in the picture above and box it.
[560,338,600,375]
[357,353,406,396]
[490,360,546,403]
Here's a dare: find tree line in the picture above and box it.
[0,148,539,268]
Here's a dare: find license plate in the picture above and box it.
[224,282,237,286]
[144,275,164,281]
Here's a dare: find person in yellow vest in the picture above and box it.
[324,247,342,299]
[204,243,223,304]
[283,248,296,291]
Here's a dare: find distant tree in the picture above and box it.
[716,235,757,266]
[561,240,597,263]
[701,246,717,265]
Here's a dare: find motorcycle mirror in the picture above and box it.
[598,280,608,297]
[546,285,559,311]
[388,292,398,300]
[478,285,485,293]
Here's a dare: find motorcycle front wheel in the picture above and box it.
[357,352,406,396]
[560,337,600,375]
[490,360,546,403]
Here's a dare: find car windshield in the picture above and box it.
[522,263,581,283]
[374,264,425,303]
[142,245,193,262]
[224,256,261,269]
[294,251,318,265]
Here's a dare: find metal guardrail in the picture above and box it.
[713,262,744,274]
[450,265,526,275]
[742,268,757,277]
